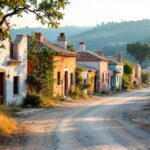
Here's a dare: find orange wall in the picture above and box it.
[53,55,76,97]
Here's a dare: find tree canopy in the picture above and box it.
[0,0,69,28]
[126,42,150,66]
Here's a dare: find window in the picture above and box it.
[13,76,19,95]
[102,73,105,83]
[10,43,13,58]
[70,73,74,85]
[57,72,61,85]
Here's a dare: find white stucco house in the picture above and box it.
[0,21,27,105]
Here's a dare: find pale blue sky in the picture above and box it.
[11,0,150,27]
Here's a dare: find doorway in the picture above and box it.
[94,75,97,93]
[64,71,69,96]
[0,73,4,104]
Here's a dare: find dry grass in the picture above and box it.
[0,113,17,136]
[40,97,58,108]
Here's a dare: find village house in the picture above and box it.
[0,21,27,105]
[108,52,124,90]
[31,32,77,97]
[77,42,109,93]
[76,63,98,95]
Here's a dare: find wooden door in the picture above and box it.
[64,71,68,96]
[0,73,4,104]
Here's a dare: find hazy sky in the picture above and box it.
[10,0,150,27]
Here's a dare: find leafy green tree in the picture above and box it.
[27,35,56,97]
[122,61,134,90]
[126,42,150,66]
[124,61,134,75]
[0,0,69,27]
[67,44,76,52]
[0,0,69,46]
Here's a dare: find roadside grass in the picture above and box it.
[23,93,58,108]
[40,97,58,108]
[0,113,17,136]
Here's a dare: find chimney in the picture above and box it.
[97,50,103,56]
[118,52,122,63]
[35,32,43,42]
[57,32,67,49]
[79,41,85,51]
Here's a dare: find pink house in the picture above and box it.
[77,42,109,93]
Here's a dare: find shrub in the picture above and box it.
[142,72,150,84]
[0,105,10,115]
[23,93,42,107]
[122,74,133,90]
[70,87,82,98]
[80,83,91,90]
[40,97,57,108]
[0,113,17,136]
[101,91,109,94]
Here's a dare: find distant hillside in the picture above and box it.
[10,26,93,42]
[69,20,150,52]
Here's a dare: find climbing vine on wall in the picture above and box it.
[27,35,56,97]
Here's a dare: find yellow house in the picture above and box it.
[34,32,77,97]
[77,63,98,95]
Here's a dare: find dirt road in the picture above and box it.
[5,88,150,150]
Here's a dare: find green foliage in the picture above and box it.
[76,67,84,86]
[126,42,150,66]
[124,61,134,75]
[67,44,76,52]
[0,0,69,44]
[122,61,134,90]
[122,74,133,90]
[27,35,56,97]
[142,72,150,84]
[0,0,69,27]
[23,93,42,108]
[80,83,91,90]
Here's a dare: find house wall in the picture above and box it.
[99,61,109,92]
[0,32,27,105]
[53,55,76,97]
[77,61,109,92]
[88,71,97,94]
[109,64,123,90]
[108,69,114,90]
[135,64,141,84]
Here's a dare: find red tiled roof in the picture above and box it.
[27,36,76,57]
[77,51,108,62]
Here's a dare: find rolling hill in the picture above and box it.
[10,26,93,42]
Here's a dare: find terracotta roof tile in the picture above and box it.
[77,51,108,61]
[27,36,76,56]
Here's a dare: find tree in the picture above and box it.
[0,0,69,27]
[126,42,150,66]
[27,35,56,97]
[122,61,134,90]
[67,44,76,52]
[0,0,69,45]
